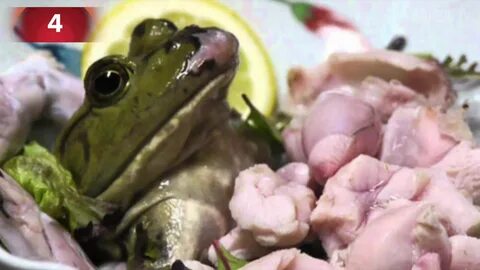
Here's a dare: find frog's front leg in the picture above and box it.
[118,124,263,269]
[126,197,227,269]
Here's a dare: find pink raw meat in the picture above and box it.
[309,155,399,255]
[241,249,334,270]
[345,202,451,270]
[228,164,316,247]
[287,50,453,112]
[283,92,381,185]
[450,235,480,270]
[433,141,480,205]
[381,106,472,167]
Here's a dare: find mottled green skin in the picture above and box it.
[121,123,262,269]
[55,19,238,205]
[53,19,260,269]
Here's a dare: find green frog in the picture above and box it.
[52,19,266,269]
[56,19,239,208]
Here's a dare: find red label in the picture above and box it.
[14,7,94,42]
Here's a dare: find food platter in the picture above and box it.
[0,1,479,270]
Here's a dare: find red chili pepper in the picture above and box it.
[274,0,355,32]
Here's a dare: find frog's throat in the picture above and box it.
[96,69,237,208]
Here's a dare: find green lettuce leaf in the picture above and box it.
[212,241,248,270]
[2,142,114,231]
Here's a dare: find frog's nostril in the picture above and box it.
[191,59,217,76]
[164,40,181,53]
[201,59,216,71]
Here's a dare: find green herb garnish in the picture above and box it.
[441,55,480,79]
[242,94,284,146]
[416,53,480,80]
[212,241,248,270]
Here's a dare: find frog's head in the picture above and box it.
[55,19,238,197]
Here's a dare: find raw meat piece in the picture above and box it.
[433,141,480,204]
[207,227,270,264]
[311,155,480,256]
[450,235,480,270]
[287,50,453,112]
[241,249,334,270]
[229,164,315,247]
[345,202,451,270]
[381,106,471,167]
[412,253,442,270]
[0,169,94,269]
[310,155,399,255]
[276,162,312,188]
[377,169,480,235]
[283,92,381,184]
[0,53,83,161]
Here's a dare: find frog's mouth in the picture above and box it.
[185,26,239,77]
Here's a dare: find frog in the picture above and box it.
[53,19,267,269]
[55,19,240,210]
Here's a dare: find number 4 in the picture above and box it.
[48,14,63,33]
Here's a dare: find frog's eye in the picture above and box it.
[85,56,133,107]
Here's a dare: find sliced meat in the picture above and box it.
[328,78,425,122]
[310,155,400,255]
[345,202,451,270]
[308,134,360,183]
[450,235,480,270]
[302,93,381,153]
[0,52,84,161]
[377,169,480,235]
[283,92,381,184]
[412,253,442,270]
[0,76,45,163]
[282,128,307,162]
[311,154,480,256]
[287,50,453,112]
[4,52,84,124]
[241,248,334,270]
[355,77,423,121]
[0,169,52,260]
[40,214,95,270]
[0,169,94,269]
[433,141,480,204]
[276,162,312,188]
[381,106,472,167]
[229,164,315,247]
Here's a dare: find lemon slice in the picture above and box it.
[82,0,277,116]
